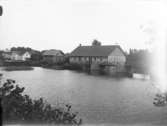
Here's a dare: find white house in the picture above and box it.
[22,51,31,61]
[10,51,31,61]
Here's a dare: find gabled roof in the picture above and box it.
[12,51,30,56]
[70,45,125,57]
[42,49,64,56]
[3,51,12,55]
[2,51,31,56]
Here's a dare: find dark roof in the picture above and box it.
[3,52,12,55]
[3,51,31,56]
[42,49,64,56]
[70,45,125,57]
[12,51,30,55]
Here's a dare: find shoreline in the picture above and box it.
[2,66,34,71]
[0,65,150,79]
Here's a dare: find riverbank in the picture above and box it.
[41,63,83,70]
[132,73,150,80]
[42,65,64,70]
[1,60,149,78]
[2,66,34,71]
[0,65,143,78]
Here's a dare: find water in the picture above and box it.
[1,67,167,126]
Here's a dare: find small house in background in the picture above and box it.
[2,51,31,61]
[2,52,12,61]
[11,51,31,61]
[42,49,65,64]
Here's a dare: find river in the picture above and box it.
[1,67,167,126]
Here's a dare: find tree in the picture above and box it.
[10,47,32,52]
[126,49,151,74]
[92,39,101,46]
[153,93,167,107]
[0,78,82,125]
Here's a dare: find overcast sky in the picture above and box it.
[0,0,166,53]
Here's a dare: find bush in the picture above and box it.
[153,93,167,107]
[0,79,82,125]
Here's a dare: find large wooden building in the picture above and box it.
[70,44,126,66]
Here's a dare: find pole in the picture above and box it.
[0,6,2,16]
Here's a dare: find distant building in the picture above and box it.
[22,51,31,60]
[70,44,126,66]
[11,51,31,61]
[2,51,31,61]
[2,52,12,60]
[42,49,65,64]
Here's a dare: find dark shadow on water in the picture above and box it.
[69,69,129,81]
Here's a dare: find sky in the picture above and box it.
[0,0,167,53]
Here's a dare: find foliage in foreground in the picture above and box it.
[153,93,167,107]
[0,79,82,125]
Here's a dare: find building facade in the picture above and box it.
[11,51,31,61]
[42,49,65,64]
[70,45,126,66]
[3,51,31,61]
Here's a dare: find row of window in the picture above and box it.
[70,56,126,64]
[108,56,126,62]
[70,57,107,62]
